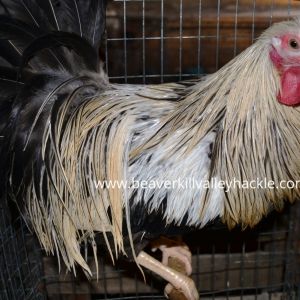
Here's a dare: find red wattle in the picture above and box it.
[278,67,300,106]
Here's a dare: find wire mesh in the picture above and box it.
[0,201,45,300]
[105,0,300,83]
[1,1,300,300]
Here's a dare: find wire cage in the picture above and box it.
[1,0,300,300]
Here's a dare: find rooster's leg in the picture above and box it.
[136,251,199,300]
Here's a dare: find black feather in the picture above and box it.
[0,0,107,73]
[0,0,11,16]
[57,0,83,37]
[21,32,99,73]
[0,66,24,109]
[0,16,68,71]
[0,65,21,81]
[56,0,107,51]
[77,0,107,51]
[35,0,60,30]
[0,40,22,66]
[0,16,40,50]
[4,74,67,190]
[0,0,53,30]
[0,0,107,52]
[0,66,24,139]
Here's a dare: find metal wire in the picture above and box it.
[106,0,300,83]
[0,202,45,300]
[160,0,164,82]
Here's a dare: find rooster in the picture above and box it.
[1,1,300,300]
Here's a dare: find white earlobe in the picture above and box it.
[271,37,281,48]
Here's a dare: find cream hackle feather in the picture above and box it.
[25,82,184,275]
[131,18,300,228]
[25,18,300,275]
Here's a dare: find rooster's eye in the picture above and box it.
[289,39,299,49]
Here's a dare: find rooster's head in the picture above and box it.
[270,20,300,106]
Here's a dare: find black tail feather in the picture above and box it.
[77,0,107,51]
[0,15,41,48]
[0,40,22,66]
[0,1,107,73]
[0,66,23,135]
[0,0,107,52]
[21,32,99,73]
[0,0,53,30]
[57,0,107,51]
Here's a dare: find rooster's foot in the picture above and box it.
[159,245,192,276]
[137,251,199,300]
[151,237,192,276]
